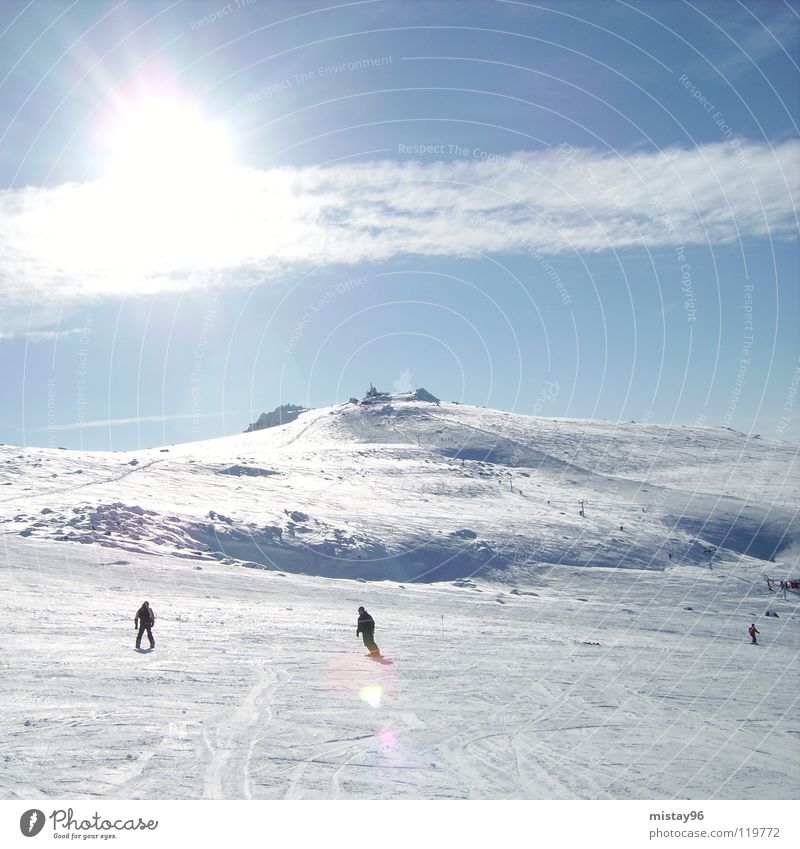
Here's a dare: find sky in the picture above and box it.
[0,0,798,450]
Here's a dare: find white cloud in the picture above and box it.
[38,413,222,431]
[0,327,84,342]
[709,4,800,78]
[0,140,797,302]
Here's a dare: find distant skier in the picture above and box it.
[781,580,788,600]
[357,606,380,656]
[135,601,156,650]
[748,623,759,645]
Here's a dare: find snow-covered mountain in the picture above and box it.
[1,394,798,800]
[1,392,797,581]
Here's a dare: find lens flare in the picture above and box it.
[359,685,383,708]
[379,726,397,746]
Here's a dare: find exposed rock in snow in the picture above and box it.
[217,464,278,478]
[244,404,308,432]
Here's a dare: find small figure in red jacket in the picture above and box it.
[748,623,759,645]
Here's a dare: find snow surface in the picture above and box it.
[1,396,798,799]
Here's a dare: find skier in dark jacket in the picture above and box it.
[748,623,759,645]
[135,601,156,650]
[357,606,380,656]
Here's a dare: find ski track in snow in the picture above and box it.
[203,662,277,799]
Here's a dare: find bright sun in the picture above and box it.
[103,98,232,188]
[89,97,241,275]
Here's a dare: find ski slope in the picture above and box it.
[1,394,798,799]
[2,394,797,580]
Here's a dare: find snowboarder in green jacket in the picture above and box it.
[357,607,380,656]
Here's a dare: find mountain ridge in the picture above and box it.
[1,393,797,582]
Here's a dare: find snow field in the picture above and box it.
[1,535,797,800]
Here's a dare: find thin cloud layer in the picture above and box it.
[0,141,797,302]
[37,413,221,431]
[0,327,83,341]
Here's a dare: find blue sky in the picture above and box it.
[0,0,798,449]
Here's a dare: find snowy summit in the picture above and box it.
[2,391,797,581]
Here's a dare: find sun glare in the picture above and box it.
[103,98,232,188]
[89,97,242,278]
